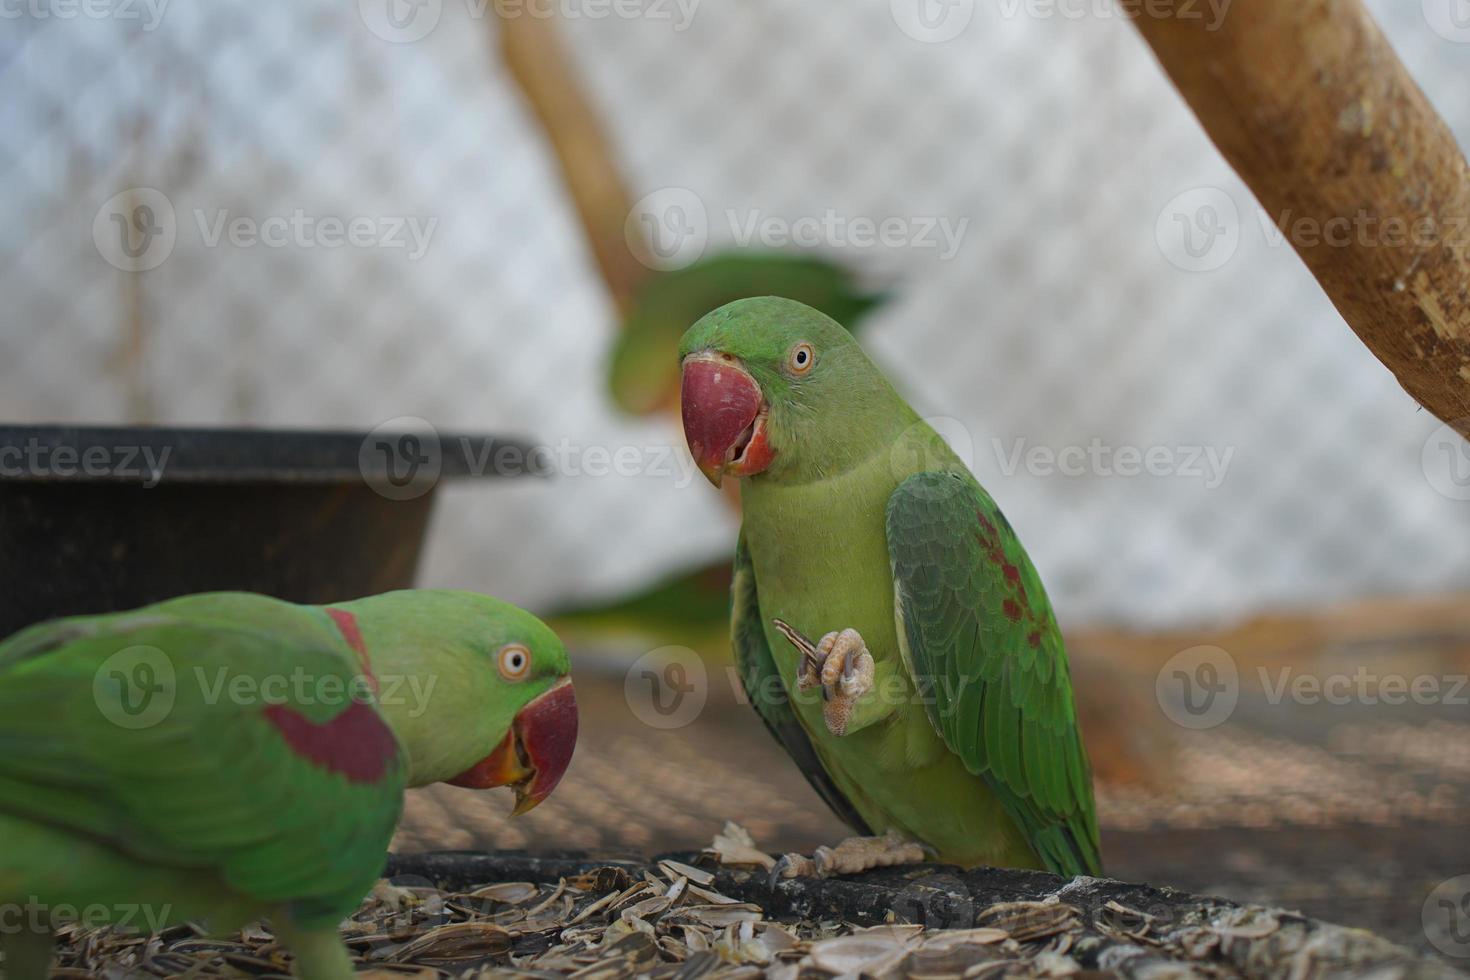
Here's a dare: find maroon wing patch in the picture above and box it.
[264,702,398,784]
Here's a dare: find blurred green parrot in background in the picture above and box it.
[0,591,577,980]
[677,298,1101,879]
[609,254,885,416]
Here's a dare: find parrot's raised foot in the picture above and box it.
[769,831,928,886]
[771,620,875,737]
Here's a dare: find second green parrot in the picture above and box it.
[0,590,577,979]
[678,298,1100,878]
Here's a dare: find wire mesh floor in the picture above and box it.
[394,650,1470,961]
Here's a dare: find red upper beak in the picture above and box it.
[680,354,774,486]
[447,678,577,815]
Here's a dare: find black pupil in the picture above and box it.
[797,350,808,364]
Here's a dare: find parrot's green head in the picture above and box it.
[333,591,576,814]
[610,254,886,416]
[677,297,910,486]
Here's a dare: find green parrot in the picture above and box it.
[610,253,886,416]
[0,590,577,979]
[677,298,1101,878]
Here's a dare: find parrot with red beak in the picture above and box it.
[679,297,1100,879]
[0,590,576,979]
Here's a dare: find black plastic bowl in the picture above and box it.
[0,425,542,638]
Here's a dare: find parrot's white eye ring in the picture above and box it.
[497,643,532,681]
[789,342,816,375]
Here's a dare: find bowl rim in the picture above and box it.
[0,424,545,485]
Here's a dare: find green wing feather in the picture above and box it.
[731,533,873,835]
[0,605,407,926]
[886,472,1101,877]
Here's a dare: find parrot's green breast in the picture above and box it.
[740,451,1043,870]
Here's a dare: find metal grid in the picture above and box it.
[3,1,1470,627]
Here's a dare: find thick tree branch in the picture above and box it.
[1134,0,1470,434]
[491,3,651,313]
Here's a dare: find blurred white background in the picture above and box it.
[3,0,1469,627]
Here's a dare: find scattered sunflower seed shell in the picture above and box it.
[42,827,1397,980]
[975,901,1080,943]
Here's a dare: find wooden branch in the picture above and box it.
[1133,0,1470,435]
[491,2,652,313]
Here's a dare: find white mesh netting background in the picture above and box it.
[3,0,1469,628]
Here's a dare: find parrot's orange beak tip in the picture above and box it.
[680,354,774,486]
[446,679,577,816]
